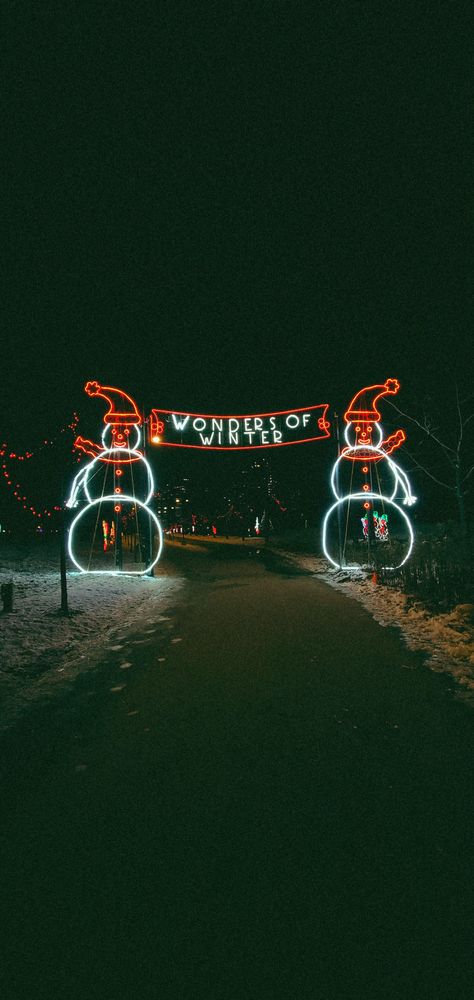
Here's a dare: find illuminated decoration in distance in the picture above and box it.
[322,380,417,571]
[149,404,330,450]
[66,383,163,575]
[1,414,79,522]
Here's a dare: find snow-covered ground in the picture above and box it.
[0,540,183,728]
[274,550,474,701]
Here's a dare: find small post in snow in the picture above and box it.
[60,503,69,616]
[1,580,13,613]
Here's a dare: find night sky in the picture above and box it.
[2,2,473,506]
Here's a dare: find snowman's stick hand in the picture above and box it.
[74,436,104,458]
[381,429,406,456]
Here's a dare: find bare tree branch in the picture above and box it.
[402,447,453,490]
[384,399,457,458]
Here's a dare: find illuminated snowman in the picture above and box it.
[322,379,417,570]
[66,381,163,574]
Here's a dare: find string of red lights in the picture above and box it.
[0,414,80,521]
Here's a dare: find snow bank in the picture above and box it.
[273,550,474,699]
[0,540,183,727]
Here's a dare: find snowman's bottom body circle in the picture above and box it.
[68,496,163,575]
[322,492,414,571]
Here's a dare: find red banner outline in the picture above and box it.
[149,404,330,450]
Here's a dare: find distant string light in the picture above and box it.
[0,414,79,521]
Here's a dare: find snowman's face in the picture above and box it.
[102,424,141,451]
[345,421,383,450]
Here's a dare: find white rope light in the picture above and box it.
[322,381,417,571]
[66,383,162,576]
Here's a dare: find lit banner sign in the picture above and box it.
[149,404,330,450]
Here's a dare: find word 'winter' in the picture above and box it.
[149,404,330,450]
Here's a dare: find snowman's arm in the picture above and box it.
[65,466,88,509]
[381,429,406,456]
[74,436,104,459]
[390,459,417,506]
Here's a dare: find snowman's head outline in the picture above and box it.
[344,420,383,451]
[101,423,141,453]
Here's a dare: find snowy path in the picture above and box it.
[1,537,473,729]
[0,540,183,726]
[1,545,473,999]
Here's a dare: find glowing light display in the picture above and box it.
[66,383,163,575]
[149,404,330,450]
[322,380,417,571]
[1,415,79,521]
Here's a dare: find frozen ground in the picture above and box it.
[0,539,183,727]
[274,550,474,701]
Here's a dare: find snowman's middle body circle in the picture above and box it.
[331,444,400,501]
[82,446,154,505]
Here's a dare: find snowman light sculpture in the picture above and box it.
[322,379,417,571]
[66,381,163,574]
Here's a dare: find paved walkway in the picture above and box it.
[0,546,472,999]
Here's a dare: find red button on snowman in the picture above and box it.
[322,379,417,570]
[66,382,163,574]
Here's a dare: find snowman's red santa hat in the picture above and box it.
[344,379,400,424]
[84,381,142,425]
